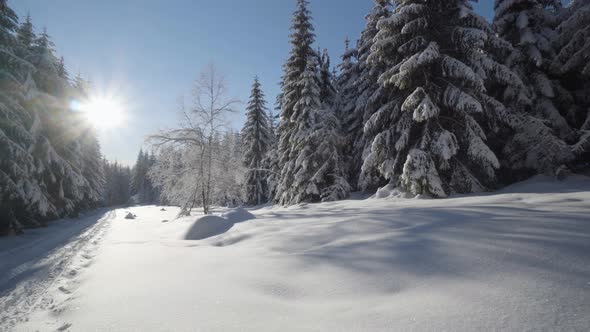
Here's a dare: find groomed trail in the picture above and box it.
[1,175,590,331]
[0,209,115,331]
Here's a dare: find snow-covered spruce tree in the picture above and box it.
[276,56,350,204]
[275,0,317,203]
[352,0,392,191]
[78,130,105,208]
[318,48,337,109]
[1,6,91,227]
[27,48,95,218]
[277,0,315,127]
[262,95,281,201]
[1,5,105,233]
[552,0,590,127]
[336,38,361,186]
[56,56,68,80]
[493,0,577,171]
[241,77,273,205]
[71,75,105,208]
[552,0,590,162]
[494,0,574,133]
[336,40,358,109]
[28,28,67,96]
[0,1,43,234]
[25,28,103,219]
[15,13,35,58]
[362,0,523,197]
[263,145,280,202]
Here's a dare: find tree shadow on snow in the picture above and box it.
[267,205,590,294]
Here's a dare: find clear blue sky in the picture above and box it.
[10,0,494,166]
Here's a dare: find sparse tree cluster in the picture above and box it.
[102,159,132,206]
[131,150,159,205]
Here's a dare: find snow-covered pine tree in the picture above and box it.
[492,0,578,176]
[242,77,273,205]
[362,0,522,197]
[276,56,350,204]
[275,0,317,203]
[353,0,392,191]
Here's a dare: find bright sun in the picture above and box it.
[78,96,126,129]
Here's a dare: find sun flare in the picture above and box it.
[76,96,127,129]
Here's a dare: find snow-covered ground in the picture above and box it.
[2,175,590,331]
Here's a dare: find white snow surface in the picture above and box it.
[2,175,590,331]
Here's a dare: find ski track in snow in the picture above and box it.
[0,209,115,331]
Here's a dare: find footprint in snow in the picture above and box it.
[58,286,71,294]
[56,323,72,331]
[52,305,67,315]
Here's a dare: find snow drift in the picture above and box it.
[183,215,234,240]
[183,207,256,240]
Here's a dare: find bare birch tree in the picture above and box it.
[149,64,239,215]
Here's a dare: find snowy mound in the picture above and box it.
[373,184,405,199]
[222,207,256,223]
[183,215,234,240]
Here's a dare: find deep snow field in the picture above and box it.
[1,175,590,331]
